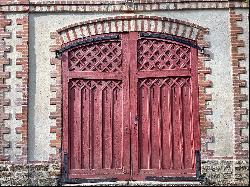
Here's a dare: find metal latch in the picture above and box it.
[134,116,139,126]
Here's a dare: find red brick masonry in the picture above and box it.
[0,0,248,12]
[0,13,11,161]
[229,7,249,159]
[15,15,29,163]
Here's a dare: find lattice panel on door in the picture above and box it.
[69,79,122,91]
[68,41,122,72]
[139,77,190,88]
[138,77,195,171]
[138,39,191,71]
[68,79,124,170]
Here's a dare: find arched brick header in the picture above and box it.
[56,15,208,45]
[49,15,213,161]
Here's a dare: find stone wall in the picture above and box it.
[0,162,60,186]
[202,160,249,186]
[0,160,249,186]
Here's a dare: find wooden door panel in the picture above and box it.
[132,35,199,179]
[63,35,130,180]
[137,78,195,170]
[68,80,124,170]
[62,32,200,181]
[137,38,191,71]
[68,41,122,73]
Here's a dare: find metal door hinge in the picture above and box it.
[140,32,202,51]
[61,152,118,184]
[145,150,205,182]
[56,34,120,58]
[62,152,68,182]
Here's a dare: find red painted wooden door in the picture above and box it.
[129,33,200,180]
[62,34,131,180]
[62,32,200,180]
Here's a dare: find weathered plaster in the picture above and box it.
[29,9,234,160]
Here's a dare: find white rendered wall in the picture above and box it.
[28,10,237,160]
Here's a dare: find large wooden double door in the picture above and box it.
[62,32,200,181]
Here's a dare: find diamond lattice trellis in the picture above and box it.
[69,41,122,72]
[70,79,122,91]
[138,39,191,71]
[139,77,190,88]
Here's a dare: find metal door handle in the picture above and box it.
[134,116,139,126]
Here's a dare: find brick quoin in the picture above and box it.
[49,32,64,162]
[15,15,29,163]
[197,31,214,159]
[229,7,249,160]
[0,13,11,162]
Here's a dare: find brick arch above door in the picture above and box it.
[49,15,214,162]
[54,15,208,45]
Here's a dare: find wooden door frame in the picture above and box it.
[128,32,201,180]
[61,33,131,181]
[60,31,201,182]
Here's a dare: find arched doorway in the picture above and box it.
[61,32,200,181]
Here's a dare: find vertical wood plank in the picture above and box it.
[191,48,200,151]
[110,89,114,169]
[147,87,152,170]
[89,87,94,169]
[69,88,75,169]
[113,87,123,169]
[191,48,200,171]
[129,32,139,176]
[103,88,112,169]
[158,86,163,170]
[82,87,90,169]
[161,85,172,169]
[72,87,82,169]
[182,85,192,169]
[189,81,195,169]
[169,86,174,169]
[121,33,131,175]
[178,85,184,169]
[151,85,160,169]
[172,85,181,170]
[69,87,74,169]
[93,87,103,169]
[139,85,149,169]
